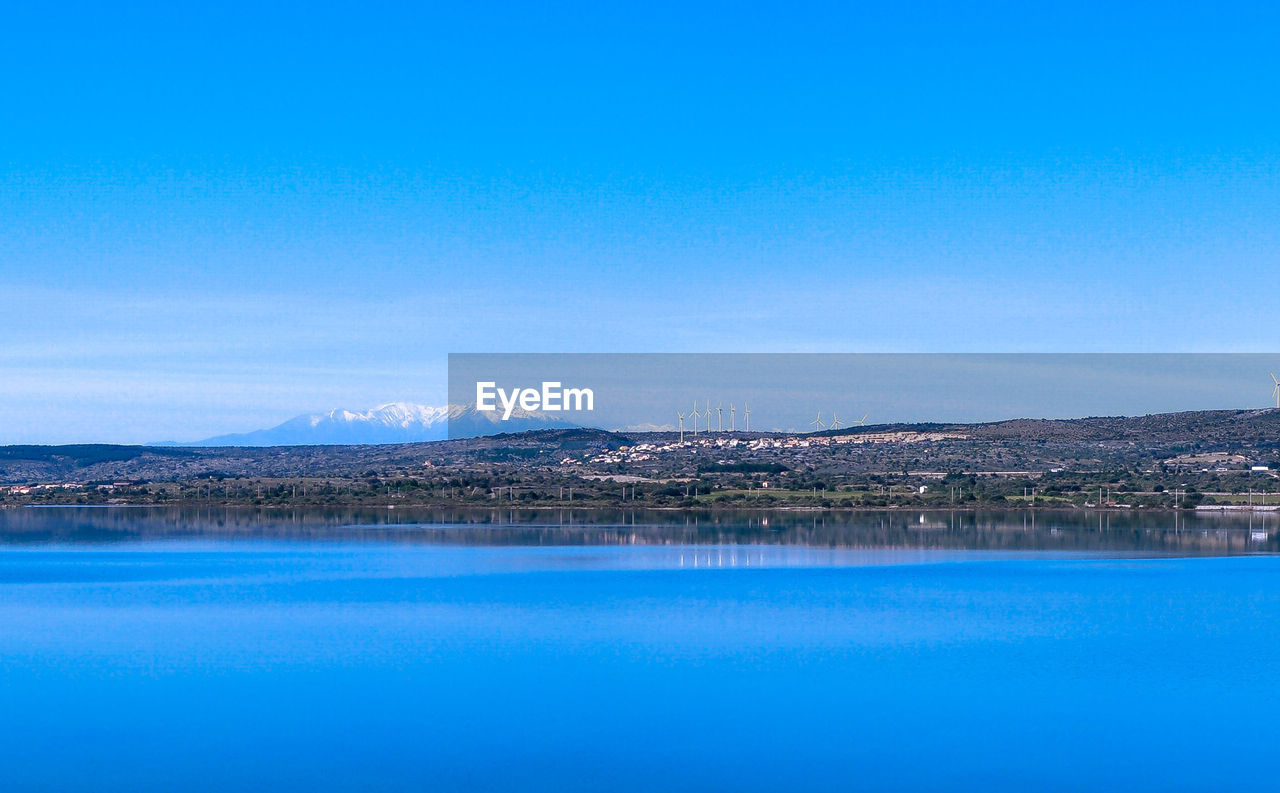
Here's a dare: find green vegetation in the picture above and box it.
[3,410,1279,512]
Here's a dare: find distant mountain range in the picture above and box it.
[163,402,581,446]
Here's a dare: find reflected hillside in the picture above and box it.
[1,506,1277,555]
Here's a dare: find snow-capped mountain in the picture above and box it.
[181,402,580,446]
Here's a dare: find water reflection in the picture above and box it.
[1,506,1276,555]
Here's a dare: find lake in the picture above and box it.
[1,507,1277,791]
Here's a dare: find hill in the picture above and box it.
[0,409,1276,482]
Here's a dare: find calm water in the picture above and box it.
[2,507,1278,791]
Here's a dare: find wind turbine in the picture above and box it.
[716,403,724,431]
[704,400,713,433]
[810,411,825,432]
[677,411,685,443]
[743,402,751,432]
[730,403,736,431]
[1272,373,1280,408]
[856,413,868,426]
[829,410,842,430]
[691,400,699,435]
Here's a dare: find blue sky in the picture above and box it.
[3,1,1279,443]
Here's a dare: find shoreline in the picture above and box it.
[4,502,1270,514]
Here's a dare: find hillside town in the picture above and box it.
[3,409,1280,512]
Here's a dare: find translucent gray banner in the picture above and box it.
[446,353,1280,439]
